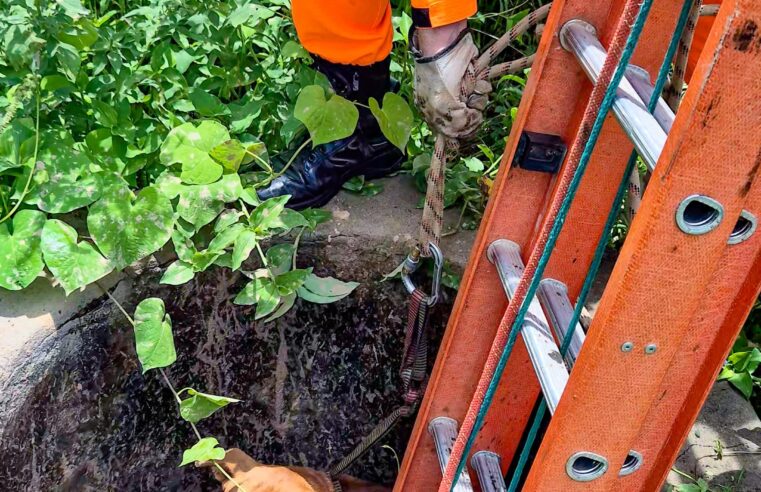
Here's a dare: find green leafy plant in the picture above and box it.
[719,344,761,400]
[110,294,244,489]
[1,0,414,476]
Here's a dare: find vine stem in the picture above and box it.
[244,148,273,174]
[97,284,246,492]
[0,77,41,225]
[291,228,304,270]
[258,137,312,188]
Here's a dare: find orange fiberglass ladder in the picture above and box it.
[394,0,761,491]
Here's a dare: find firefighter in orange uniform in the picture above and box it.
[255,0,489,210]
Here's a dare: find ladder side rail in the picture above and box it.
[395,1,687,489]
[634,193,761,491]
[523,1,761,488]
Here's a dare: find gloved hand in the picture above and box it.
[203,448,391,492]
[412,25,492,140]
[202,448,330,492]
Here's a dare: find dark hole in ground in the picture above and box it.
[0,241,454,491]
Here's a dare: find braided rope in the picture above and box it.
[665,1,702,110]
[417,5,551,257]
[440,1,656,489]
[328,405,412,479]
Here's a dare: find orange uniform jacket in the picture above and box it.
[292,0,477,65]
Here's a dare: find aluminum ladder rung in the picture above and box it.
[560,19,669,172]
[428,417,475,491]
[487,239,569,414]
[471,451,508,492]
[537,279,586,368]
[625,65,675,133]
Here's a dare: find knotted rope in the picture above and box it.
[418,4,552,257]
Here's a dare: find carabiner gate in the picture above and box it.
[401,242,444,306]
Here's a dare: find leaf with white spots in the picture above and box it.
[294,85,359,146]
[41,219,113,295]
[207,223,246,252]
[160,121,230,185]
[27,130,104,213]
[133,297,176,372]
[87,184,174,269]
[177,174,243,230]
[231,229,256,271]
[0,210,46,290]
[248,195,290,235]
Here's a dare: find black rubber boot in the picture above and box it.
[257,56,405,210]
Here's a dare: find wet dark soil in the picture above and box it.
[0,240,454,491]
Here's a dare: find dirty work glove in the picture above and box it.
[412,28,492,140]
[202,448,329,492]
[203,448,391,492]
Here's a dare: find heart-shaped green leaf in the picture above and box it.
[188,88,230,117]
[160,121,230,185]
[88,185,174,269]
[29,131,103,213]
[249,195,290,235]
[0,210,46,290]
[41,219,113,295]
[180,437,226,467]
[0,118,35,172]
[368,92,413,151]
[179,388,240,423]
[294,85,358,145]
[177,174,243,229]
[297,274,359,304]
[133,298,176,373]
[85,128,128,173]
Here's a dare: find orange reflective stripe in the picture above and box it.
[291,0,393,65]
[411,0,477,27]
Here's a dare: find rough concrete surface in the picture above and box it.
[665,382,761,491]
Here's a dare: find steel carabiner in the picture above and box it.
[401,242,444,306]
